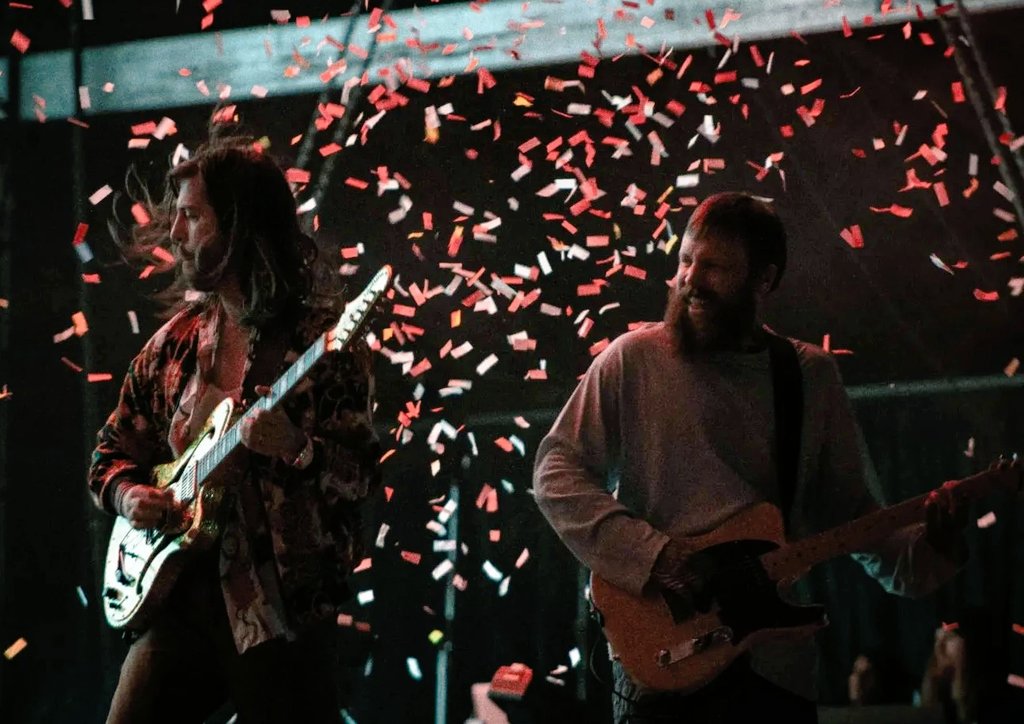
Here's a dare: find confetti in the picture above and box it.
[407,657,423,681]
[10,30,30,54]
[976,512,997,529]
[4,638,27,660]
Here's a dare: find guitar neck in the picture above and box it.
[761,467,1001,581]
[194,335,329,484]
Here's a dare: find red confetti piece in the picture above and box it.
[87,373,113,383]
[869,204,914,218]
[951,81,965,103]
[130,203,151,226]
[840,225,865,249]
[801,79,823,95]
[842,16,853,37]
[995,86,1007,112]
[150,246,174,264]
[933,182,950,207]
[749,45,765,68]
[200,13,214,30]
[973,289,999,302]
[286,168,310,184]
[10,29,30,53]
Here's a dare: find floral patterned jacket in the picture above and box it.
[88,297,379,652]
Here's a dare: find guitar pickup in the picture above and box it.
[656,626,734,668]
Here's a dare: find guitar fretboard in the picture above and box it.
[181,265,389,498]
[761,466,1014,581]
[197,335,329,486]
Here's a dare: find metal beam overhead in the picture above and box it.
[3,0,1023,121]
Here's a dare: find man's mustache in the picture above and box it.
[681,286,719,305]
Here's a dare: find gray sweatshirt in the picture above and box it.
[533,322,959,699]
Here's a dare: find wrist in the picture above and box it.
[285,433,314,470]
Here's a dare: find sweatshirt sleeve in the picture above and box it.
[533,340,670,597]
[810,355,962,598]
[87,336,167,514]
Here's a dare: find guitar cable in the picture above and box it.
[586,623,688,723]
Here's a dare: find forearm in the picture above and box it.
[534,435,669,596]
[853,522,964,598]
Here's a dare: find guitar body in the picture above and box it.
[102,398,237,629]
[591,502,827,694]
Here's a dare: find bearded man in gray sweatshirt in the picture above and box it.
[534,192,976,723]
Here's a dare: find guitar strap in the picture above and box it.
[766,333,803,534]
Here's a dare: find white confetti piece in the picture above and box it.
[482,560,503,582]
[375,523,389,548]
[356,589,374,605]
[74,242,94,264]
[537,251,552,275]
[88,185,112,205]
[476,354,498,376]
[407,657,423,681]
[977,511,997,529]
[431,559,454,580]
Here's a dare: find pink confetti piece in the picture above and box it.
[87,372,113,383]
[10,30,30,54]
[1008,674,1024,690]
[840,225,865,248]
[129,203,150,226]
[976,511,997,528]
[869,204,914,218]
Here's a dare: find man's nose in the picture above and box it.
[169,214,185,244]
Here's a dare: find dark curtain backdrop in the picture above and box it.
[2,6,1024,723]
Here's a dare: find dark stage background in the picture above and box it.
[2,1,1024,722]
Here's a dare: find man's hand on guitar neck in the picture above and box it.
[923,455,1021,564]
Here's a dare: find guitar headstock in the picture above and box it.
[987,454,1023,493]
[326,264,393,352]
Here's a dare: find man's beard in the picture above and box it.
[663,281,758,354]
[180,238,234,292]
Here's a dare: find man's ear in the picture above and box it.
[756,264,779,294]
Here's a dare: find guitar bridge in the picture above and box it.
[656,626,734,668]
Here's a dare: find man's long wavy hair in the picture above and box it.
[116,134,324,328]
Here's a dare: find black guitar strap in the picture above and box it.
[766,333,804,533]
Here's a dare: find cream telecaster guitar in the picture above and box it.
[591,461,1021,693]
[101,265,392,629]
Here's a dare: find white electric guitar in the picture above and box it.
[101,265,392,629]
